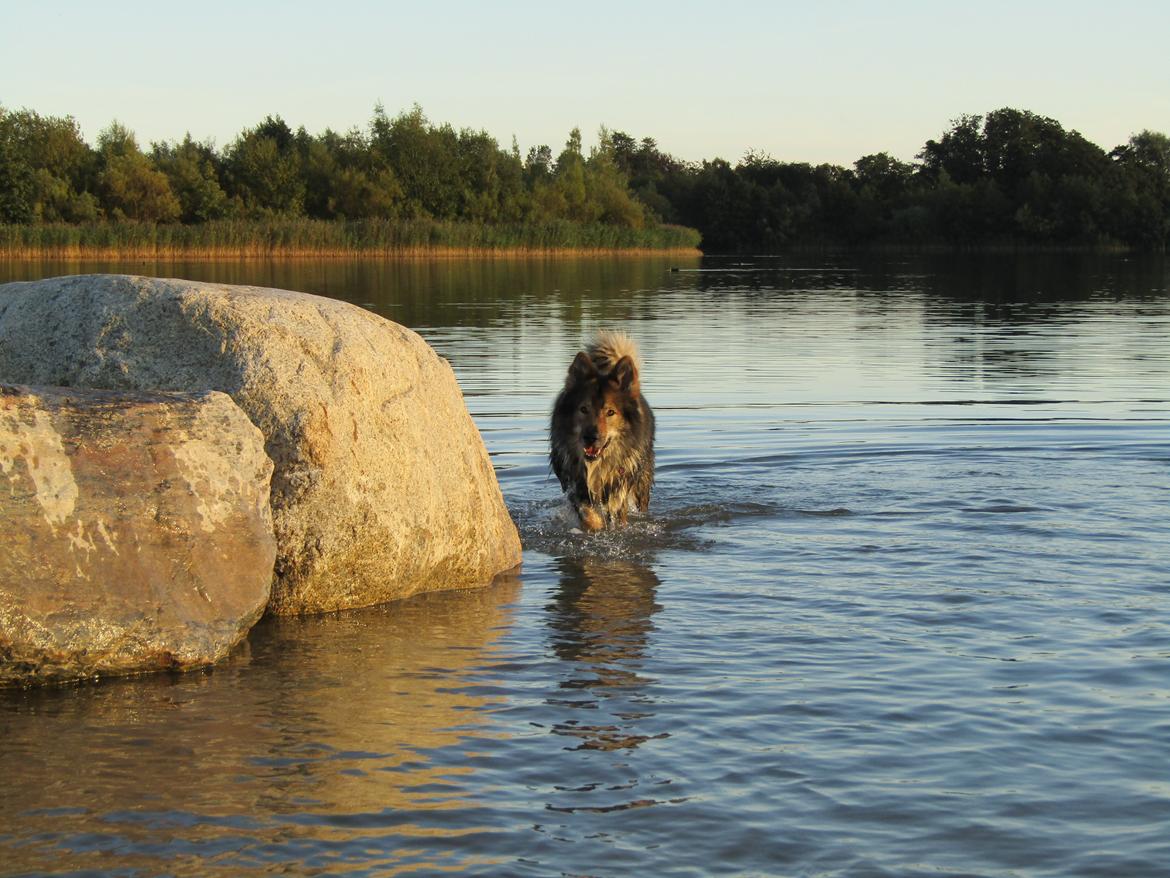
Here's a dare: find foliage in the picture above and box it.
[1107,130,1170,248]
[95,123,180,222]
[151,135,230,223]
[0,107,98,222]
[2,102,1168,253]
[607,108,1169,251]
[222,115,306,216]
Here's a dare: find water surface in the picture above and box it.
[2,253,1168,877]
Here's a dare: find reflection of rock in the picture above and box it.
[0,573,521,875]
[547,558,664,752]
[251,570,521,756]
[0,384,274,686]
[0,274,522,614]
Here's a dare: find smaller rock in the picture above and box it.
[0,384,276,686]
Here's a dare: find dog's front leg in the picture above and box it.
[578,505,605,531]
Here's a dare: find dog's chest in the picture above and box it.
[585,454,636,510]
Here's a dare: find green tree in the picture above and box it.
[0,130,36,222]
[370,105,462,218]
[533,127,608,223]
[524,144,554,183]
[676,158,756,252]
[853,152,912,202]
[301,127,403,220]
[1109,130,1170,247]
[94,122,180,222]
[586,127,646,227]
[223,115,305,216]
[0,107,99,221]
[605,130,691,222]
[151,135,230,222]
[919,114,985,185]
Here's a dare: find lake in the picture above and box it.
[1,252,1168,877]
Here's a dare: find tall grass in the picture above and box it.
[0,219,702,258]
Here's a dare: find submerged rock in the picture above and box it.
[0,384,275,686]
[0,274,522,614]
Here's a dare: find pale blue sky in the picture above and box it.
[3,0,1167,165]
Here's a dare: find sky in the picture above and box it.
[3,0,1168,166]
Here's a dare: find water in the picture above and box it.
[1,253,1168,877]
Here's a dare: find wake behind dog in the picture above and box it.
[550,331,656,531]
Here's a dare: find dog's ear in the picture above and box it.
[608,356,638,392]
[567,351,596,385]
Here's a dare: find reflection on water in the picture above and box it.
[0,576,521,876]
[0,255,697,332]
[1,252,1169,876]
[547,559,663,755]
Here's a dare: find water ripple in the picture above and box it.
[3,254,1169,877]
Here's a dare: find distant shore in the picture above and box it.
[0,219,703,260]
[0,246,704,260]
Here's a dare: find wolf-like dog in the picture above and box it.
[550,331,655,531]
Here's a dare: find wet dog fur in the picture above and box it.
[550,331,655,531]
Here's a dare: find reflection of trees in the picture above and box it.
[545,557,665,752]
[912,251,1166,312]
[911,252,1170,386]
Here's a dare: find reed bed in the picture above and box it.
[0,219,702,258]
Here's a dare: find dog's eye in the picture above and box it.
[606,408,616,417]
[579,405,589,414]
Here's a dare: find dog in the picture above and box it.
[550,330,655,531]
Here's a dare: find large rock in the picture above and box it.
[0,275,522,614]
[0,384,275,686]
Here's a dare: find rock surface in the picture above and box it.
[0,384,275,686]
[0,275,522,614]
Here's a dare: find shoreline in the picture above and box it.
[0,245,703,261]
[0,218,703,261]
[2,244,1154,261]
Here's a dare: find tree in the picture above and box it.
[223,115,305,216]
[300,127,403,220]
[152,135,230,223]
[369,105,463,218]
[919,114,985,185]
[0,107,99,221]
[94,122,180,222]
[524,144,554,183]
[1109,130,1170,247]
[853,152,912,202]
[677,158,756,252]
[603,130,691,223]
[585,128,645,228]
[0,130,36,222]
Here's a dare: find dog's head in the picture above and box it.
[563,351,640,462]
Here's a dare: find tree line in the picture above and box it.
[0,105,652,230]
[610,109,1169,251]
[1,104,1167,251]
